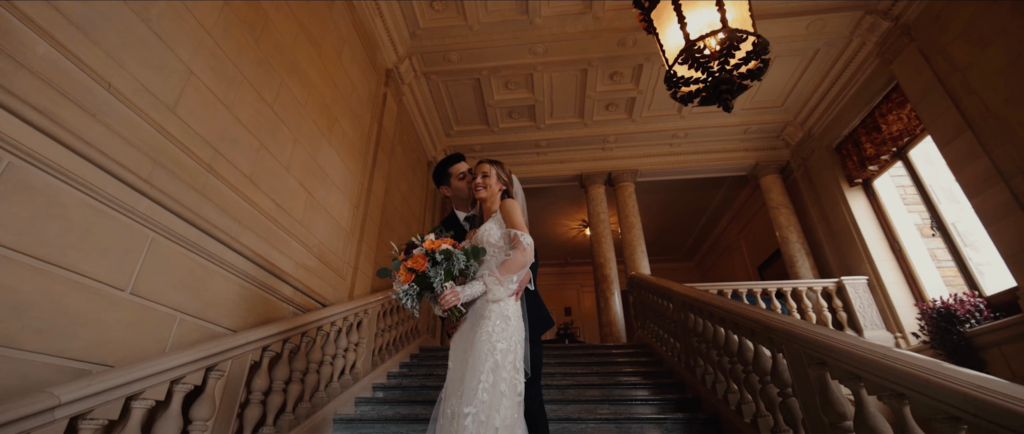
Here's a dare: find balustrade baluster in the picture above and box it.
[242,349,275,434]
[837,376,893,434]
[688,313,705,381]
[327,318,350,398]
[700,318,718,389]
[726,329,751,417]
[825,286,856,335]
[753,344,789,433]
[738,336,770,432]
[781,288,800,320]
[312,324,339,411]
[735,288,748,308]
[353,311,369,380]
[714,325,738,406]
[117,399,155,434]
[811,287,833,329]
[75,419,108,434]
[878,393,924,434]
[371,310,384,368]
[382,305,394,358]
[187,369,226,434]
[152,382,194,434]
[263,341,294,433]
[341,314,360,384]
[767,288,782,314]
[807,361,853,434]
[927,416,968,434]
[798,288,816,325]
[771,349,804,434]
[754,289,768,310]
[278,334,310,433]
[296,328,326,421]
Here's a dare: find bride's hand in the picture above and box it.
[439,287,461,310]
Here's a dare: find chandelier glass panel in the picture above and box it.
[634,0,771,113]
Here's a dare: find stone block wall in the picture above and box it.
[0,1,432,400]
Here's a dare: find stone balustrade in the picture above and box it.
[0,295,438,434]
[686,276,894,345]
[630,274,1024,434]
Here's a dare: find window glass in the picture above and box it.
[874,162,966,299]
[907,137,1017,295]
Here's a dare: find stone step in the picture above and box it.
[398,357,663,371]
[409,351,658,363]
[387,366,673,382]
[417,344,651,356]
[334,413,719,434]
[354,395,699,416]
[371,379,687,399]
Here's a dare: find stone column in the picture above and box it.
[753,162,820,280]
[611,170,652,277]
[581,173,628,343]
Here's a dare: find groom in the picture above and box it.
[432,152,555,433]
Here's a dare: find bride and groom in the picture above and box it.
[427,153,555,433]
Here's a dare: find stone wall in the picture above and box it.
[0,1,431,400]
[696,183,783,282]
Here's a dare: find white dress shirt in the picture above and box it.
[453,206,478,231]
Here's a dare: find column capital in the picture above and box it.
[751,161,787,180]
[580,172,609,189]
[610,170,641,186]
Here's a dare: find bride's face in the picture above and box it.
[472,163,506,202]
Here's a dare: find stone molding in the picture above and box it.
[610,170,640,186]
[580,172,609,189]
[751,161,788,180]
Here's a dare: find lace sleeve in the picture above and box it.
[455,229,535,304]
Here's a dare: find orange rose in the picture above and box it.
[424,238,459,251]
[404,253,429,272]
[397,268,415,285]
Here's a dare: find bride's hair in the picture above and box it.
[475,159,514,201]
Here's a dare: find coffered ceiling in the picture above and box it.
[360,1,913,177]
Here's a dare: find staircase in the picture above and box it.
[333,343,720,433]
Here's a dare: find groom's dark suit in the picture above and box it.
[439,209,555,433]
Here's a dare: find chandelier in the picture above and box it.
[633,0,771,113]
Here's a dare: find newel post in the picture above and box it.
[837,277,895,346]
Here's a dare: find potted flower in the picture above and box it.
[911,292,994,372]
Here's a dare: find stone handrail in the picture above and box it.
[686,277,894,345]
[630,274,1024,434]
[0,292,437,434]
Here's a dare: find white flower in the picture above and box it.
[425,233,436,241]
[439,244,455,252]
[413,247,426,255]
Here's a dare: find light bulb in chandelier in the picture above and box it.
[633,0,772,113]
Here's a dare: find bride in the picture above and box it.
[429,159,534,434]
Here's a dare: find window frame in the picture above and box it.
[864,133,984,301]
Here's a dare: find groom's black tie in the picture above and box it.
[463,213,481,231]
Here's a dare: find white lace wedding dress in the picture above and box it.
[427,208,534,434]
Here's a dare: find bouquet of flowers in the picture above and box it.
[376,231,486,322]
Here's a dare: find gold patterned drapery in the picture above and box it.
[835,86,926,186]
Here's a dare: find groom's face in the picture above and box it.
[443,161,474,202]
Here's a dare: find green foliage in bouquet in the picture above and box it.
[376,231,486,321]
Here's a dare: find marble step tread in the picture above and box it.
[408,354,662,364]
[372,376,684,397]
[399,358,663,371]
[417,345,651,355]
[334,412,720,434]
[397,364,670,374]
[356,394,697,407]
[387,370,673,383]
[354,399,698,416]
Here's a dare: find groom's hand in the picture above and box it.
[511,274,531,302]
